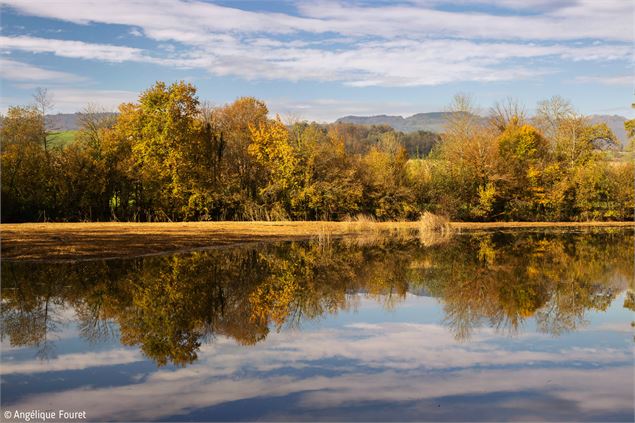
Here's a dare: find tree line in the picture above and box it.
[1,81,633,222]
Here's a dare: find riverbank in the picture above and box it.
[1,221,632,262]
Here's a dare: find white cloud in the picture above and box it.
[0,0,631,117]
[0,35,629,89]
[297,0,632,41]
[574,75,633,86]
[0,35,145,62]
[128,28,143,37]
[0,0,631,89]
[44,88,139,112]
[0,58,83,82]
[3,0,630,42]
[0,88,139,113]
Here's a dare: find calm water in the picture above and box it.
[1,229,633,422]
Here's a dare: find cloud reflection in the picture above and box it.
[4,307,632,421]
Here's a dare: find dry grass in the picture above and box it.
[344,214,379,232]
[342,214,417,246]
[1,220,632,262]
[419,212,451,233]
[314,224,333,249]
[418,212,453,246]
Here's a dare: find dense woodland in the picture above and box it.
[1,81,633,222]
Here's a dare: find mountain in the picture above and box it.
[336,112,454,133]
[336,112,631,146]
[45,111,630,145]
[46,112,117,131]
[589,115,629,147]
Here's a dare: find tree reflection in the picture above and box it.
[1,229,632,366]
[412,231,631,339]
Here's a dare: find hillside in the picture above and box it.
[41,112,630,147]
[336,112,630,146]
[46,112,117,131]
[589,114,629,146]
[336,112,455,133]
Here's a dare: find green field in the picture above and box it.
[47,130,78,148]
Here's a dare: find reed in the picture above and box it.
[418,212,453,246]
[419,212,451,233]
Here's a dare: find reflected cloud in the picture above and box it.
[5,320,632,421]
[1,349,142,374]
[1,230,633,421]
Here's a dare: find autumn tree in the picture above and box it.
[496,118,548,219]
[625,118,635,151]
[0,106,52,221]
[111,81,222,220]
[362,132,414,219]
[433,94,500,219]
[292,123,364,219]
[209,97,269,219]
[1,83,631,223]
[247,116,298,218]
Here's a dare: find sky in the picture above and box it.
[0,0,633,121]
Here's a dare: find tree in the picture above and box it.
[362,132,414,219]
[1,83,632,223]
[32,87,55,151]
[292,123,364,219]
[496,118,548,219]
[248,116,298,218]
[534,95,575,142]
[624,118,635,151]
[489,97,527,132]
[112,81,219,220]
[553,116,617,165]
[0,106,52,221]
[213,98,268,191]
[434,94,500,219]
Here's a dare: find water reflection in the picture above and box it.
[2,229,632,367]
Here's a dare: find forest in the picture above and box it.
[1,81,633,223]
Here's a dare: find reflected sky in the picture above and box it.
[1,229,633,421]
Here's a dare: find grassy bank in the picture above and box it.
[1,221,632,262]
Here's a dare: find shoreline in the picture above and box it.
[1,221,632,262]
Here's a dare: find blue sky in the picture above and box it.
[0,0,632,121]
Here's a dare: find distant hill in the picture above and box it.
[44,111,630,146]
[336,112,455,133]
[46,112,117,131]
[589,115,629,147]
[336,112,630,147]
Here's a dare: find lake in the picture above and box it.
[1,229,633,421]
